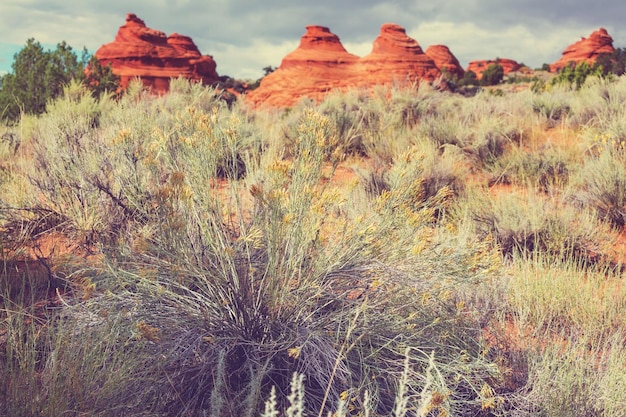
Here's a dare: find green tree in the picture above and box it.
[480,63,504,86]
[0,39,49,119]
[0,39,119,122]
[45,41,83,100]
[84,55,120,98]
[594,48,626,76]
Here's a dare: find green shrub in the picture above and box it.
[531,93,571,127]
[480,64,504,86]
[550,61,605,90]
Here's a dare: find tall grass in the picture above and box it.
[504,255,626,416]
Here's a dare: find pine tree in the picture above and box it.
[0,39,119,122]
[0,39,49,120]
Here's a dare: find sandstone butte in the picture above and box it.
[550,28,615,72]
[424,45,465,79]
[247,24,461,108]
[466,58,523,79]
[95,13,219,93]
[356,24,441,86]
[246,25,360,108]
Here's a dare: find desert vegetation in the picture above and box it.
[2,70,626,416]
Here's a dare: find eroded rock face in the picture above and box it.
[96,13,219,93]
[247,23,444,107]
[466,58,523,79]
[246,25,359,107]
[425,45,464,79]
[550,28,615,72]
[280,25,360,69]
[357,24,441,86]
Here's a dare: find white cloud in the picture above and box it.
[341,41,372,58]
[210,39,298,80]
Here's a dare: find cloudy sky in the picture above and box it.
[1,0,625,80]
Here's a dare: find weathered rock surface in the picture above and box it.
[246,25,359,107]
[425,45,464,79]
[550,28,615,72]
[95,13,219,93]
[247,23,443,107]
[466,58,523,79]
[356,24,441,86]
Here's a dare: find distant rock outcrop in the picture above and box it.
[247,23,445,107]
[466,58,523,79]
[550,28,615,72]
[95,13,219,93]
[357,24,441,86]
[280,25,360,70]
[425,45,464,79]
[245,25,359,107]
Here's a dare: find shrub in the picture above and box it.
[594,48,626,76]
[458,70,478,86]
[531,92,571,127]
[549,61,605,90]
[569,145,626,228]
[480,64,504,86]
[0,39,118,122]
[5,96,506,416]
[490,145,571,192]
[464,190,615,264]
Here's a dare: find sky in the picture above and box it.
[1,1,625,80]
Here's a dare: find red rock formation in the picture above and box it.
[246,25,359,107]
[95,13,219,93]
[357,24,441,86]
[550,28,615,72]
[280,25,360,69]
[247,23,443,108]
[466,58,523,79]
[425,45,464,79]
